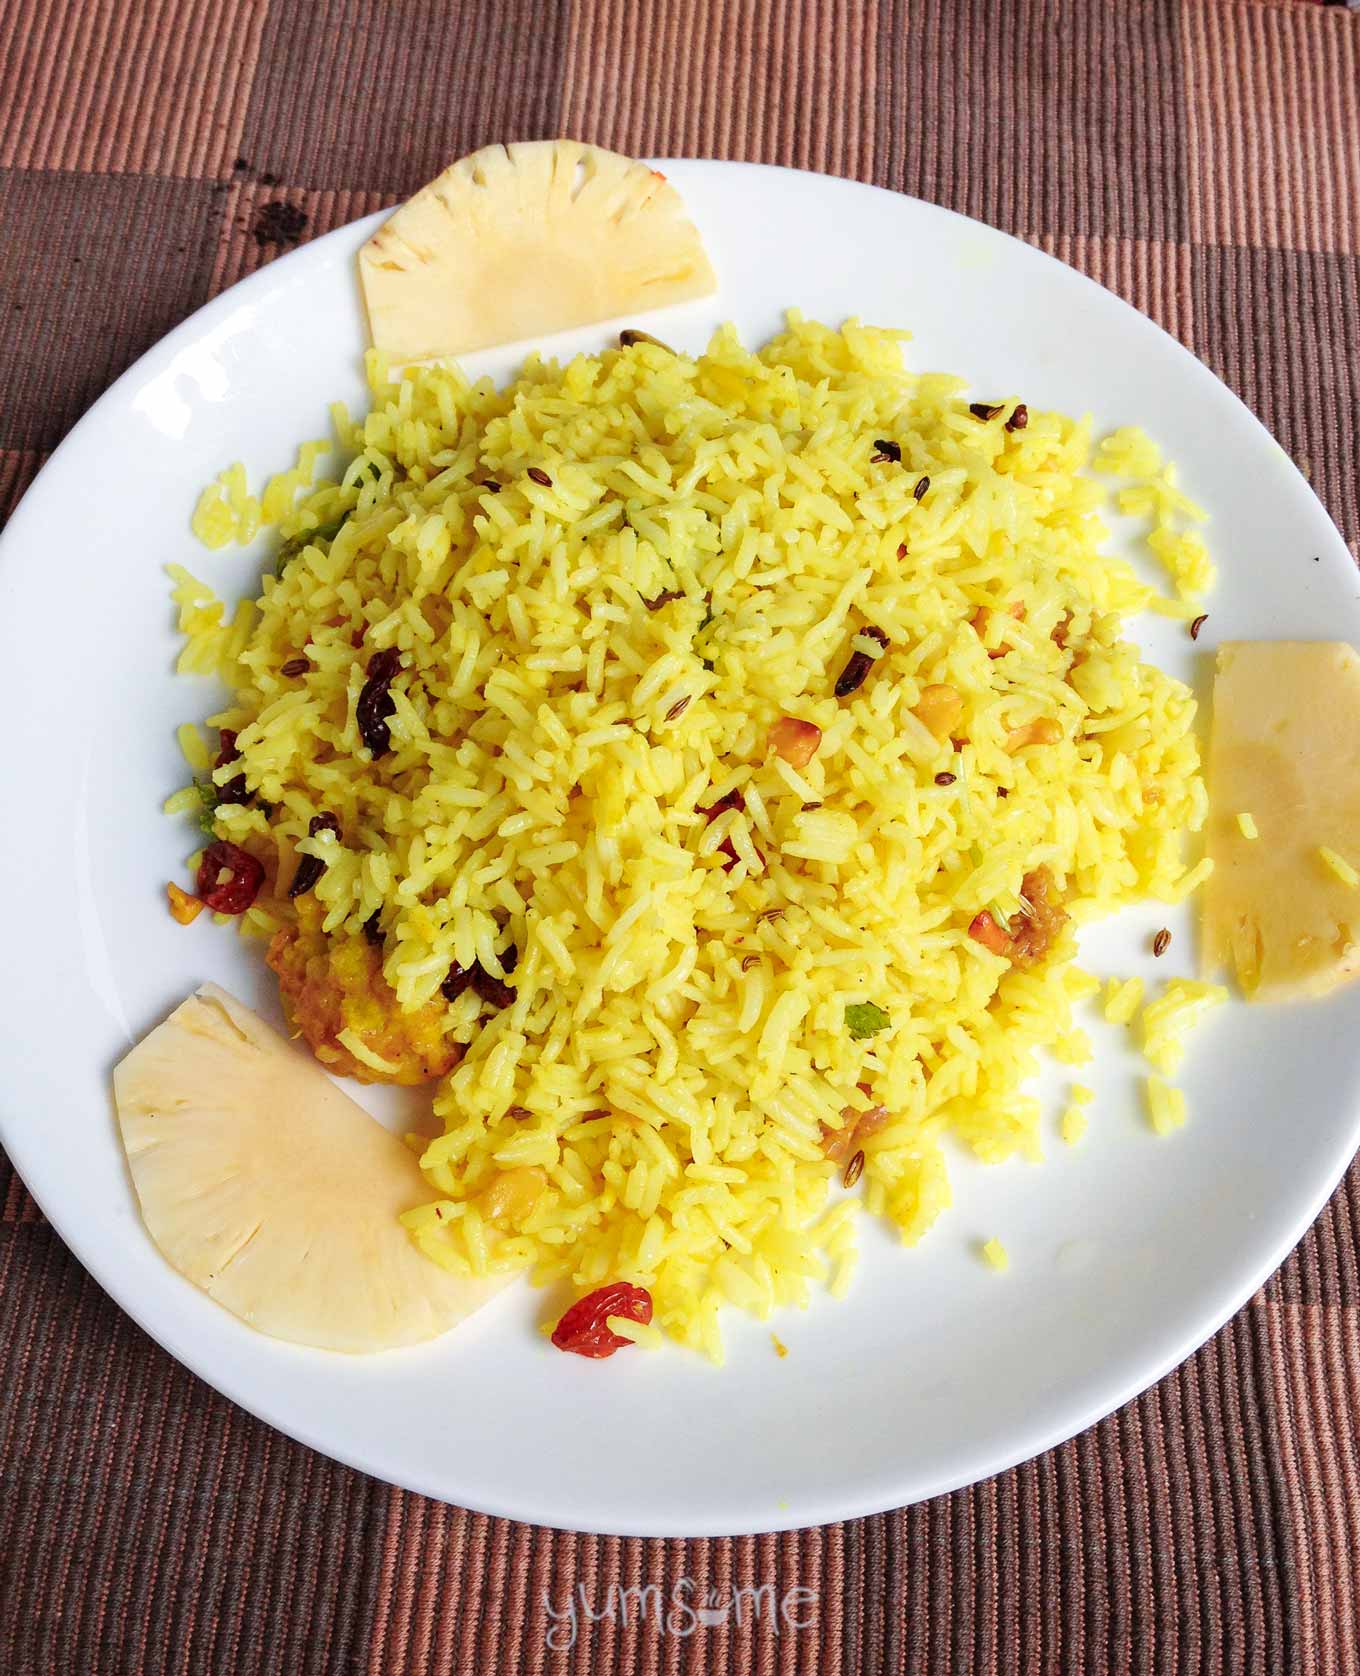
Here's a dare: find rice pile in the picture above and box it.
[173,316,1209,1359]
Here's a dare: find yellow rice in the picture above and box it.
[1145,1076,1188,1136]
[1139,979,1227,1076]
[174,315,1208,1359]
[1059,1104,1089,1146]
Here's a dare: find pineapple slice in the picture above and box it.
[1203,641,1360,1001]
[358,139,717,362]
[113,985,505,1351]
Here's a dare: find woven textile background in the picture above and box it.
[2,1,1359,1671]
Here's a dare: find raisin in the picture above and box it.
[357,647,402,757]
[210,728,252,805]
[362,911,384,947]
[287,855,324,899]
[216,773,252,806]
[474,947,517,1009]
[834,627,888,698]
[287,813,340,899]
[441,963,475,1002]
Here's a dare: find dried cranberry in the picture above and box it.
[551,1282,653,1358]
[215,729,239,768]
[357,647,402,757]
[196,842,266,915]
[700,788,743,821]
[699,788,759,871]
[309,812,340,839]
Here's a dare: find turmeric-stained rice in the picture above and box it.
[175,316,1208,1357]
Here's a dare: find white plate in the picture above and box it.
[1,162,1357,1538]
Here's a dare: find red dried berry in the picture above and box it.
[473,945,519,1009]
[551,1282,653,1359]
[288,855,324,899]
[700,788,743,821]
[834,626,889,698]
[698,787,760,871]
[473,969,515,1008]
[287,813,341,899]
[212,727,252,805]
[196,841,266,915]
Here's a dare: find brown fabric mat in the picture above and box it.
[2,1,1359,1670]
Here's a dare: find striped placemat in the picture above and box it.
[1,2,1357,1670]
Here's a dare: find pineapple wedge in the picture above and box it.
[113,985,505,1351]
[1203,641,1360,1001]
[358,139,717,362]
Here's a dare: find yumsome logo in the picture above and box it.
[543,1580,818,1649]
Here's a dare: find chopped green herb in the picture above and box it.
[845,1002,890,1040]
[694,602,719,672]
[274,515,347,578]
[193,779,220,835]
